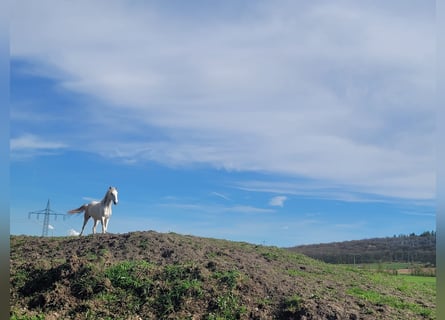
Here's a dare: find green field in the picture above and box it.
[397,275,436,285]
[342,262,436,277]
[355,262,433,270]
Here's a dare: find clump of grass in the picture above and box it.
[105,260,153,291]
[10,313,45,320]
[153,263,204,316]
[207,269,247,319]
[207,292,247,320]
[277,294,305,318]
[213,269,242,290]
[261,251,280,262]
[287,268,306,277]
[283,294,303,313]
[71,264,107,299]
[105,261,205,317]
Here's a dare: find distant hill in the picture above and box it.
[10,231,435,319]
[287,231,436,265]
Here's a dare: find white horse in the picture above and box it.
[68,186,118,236]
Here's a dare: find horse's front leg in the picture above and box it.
[101,217,106,234]
[104,217,110,233]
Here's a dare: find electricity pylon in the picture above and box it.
[28,199,65,237]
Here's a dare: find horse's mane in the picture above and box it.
[102,186,117,205]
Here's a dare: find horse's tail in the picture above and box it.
[68,204,88,214]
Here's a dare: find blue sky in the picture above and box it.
[10,0,435,246]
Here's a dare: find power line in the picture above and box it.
[28,199,66,237]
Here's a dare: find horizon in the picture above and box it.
[9,228,437,249]
[10,1,435,247]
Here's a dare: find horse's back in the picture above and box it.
[87,200,112,219]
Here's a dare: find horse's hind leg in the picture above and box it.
[79,214,91,236]
[92,219,98,234]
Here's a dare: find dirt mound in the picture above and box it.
[10,231,435,319]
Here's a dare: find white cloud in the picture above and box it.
[269,196,287,207]
[10,134,66,151]
[10,1,435,200]
[82,197,99,203]
[68,228,80,236]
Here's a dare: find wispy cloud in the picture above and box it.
[333,221,366,229]
[234,179,434,203]
[400,210,435,217]
[11,133,66,151]
[211,192,231,201]
[10,133,67,159]
[269,196,287,207]
[11,1,435,200]
[225,205,275,214]
[157,202,275,215]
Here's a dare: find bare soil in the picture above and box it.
[10,231,436,319]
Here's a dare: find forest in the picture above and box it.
[288,231,436,265]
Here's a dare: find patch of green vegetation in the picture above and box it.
[398,275,436,285]
[261,251,280,261]
[360,262,424,271]
[347,287,432,317]
[286,268,306,277]
[207,268,247,319]
[10,314,45,320]
[138,238,149,249]
[50,258,67,266]
[255,245,287,262]
[105,260,153,291]
[97,291,119,304]
[85,252,98,261]
[101,262,205,317]
[206,251,218,259]
[69,306,117,320]
[365,271,436,296]
[277,294,305,318]
[213,269,242,290]
[11,268,30,289]
[71,264,107,299]
[207,292,247,320]
[99,248,110,256]
[153,263,204,317]
[256,297,273,307]
[283,294,302,313]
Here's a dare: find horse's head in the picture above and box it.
[109,186,118,205]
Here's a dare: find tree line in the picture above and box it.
[288,231,436,265]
